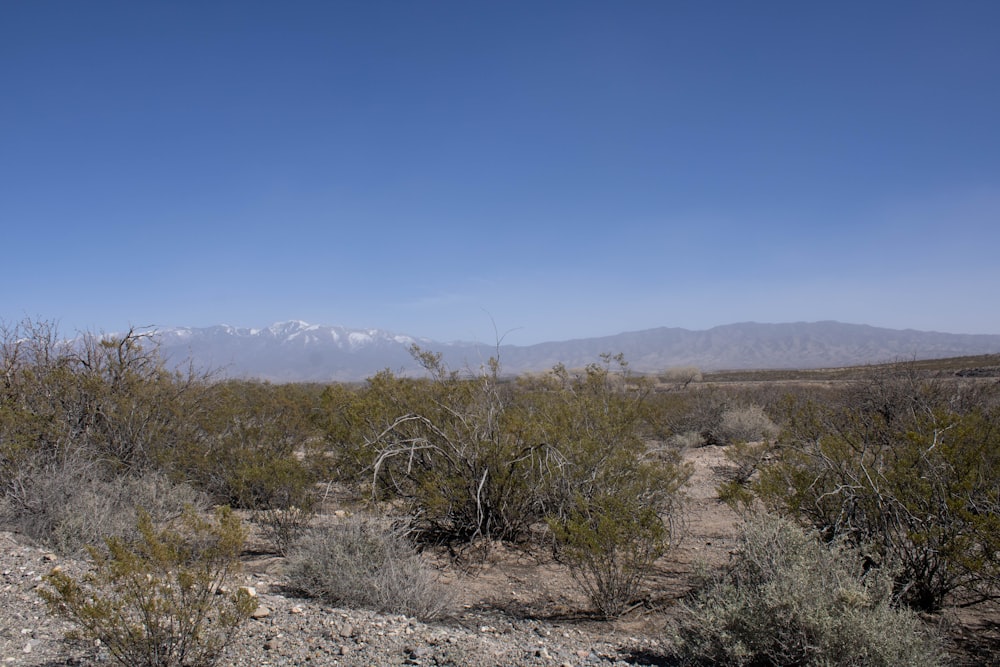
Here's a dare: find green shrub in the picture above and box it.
[549,492,670,618]
[165,380,326,522]
[342,348,551,543]
[286,515,451,621]
[715,439,775,512]
[40,506,256,667]
[756,371,1000,610]
[671,513,944,667]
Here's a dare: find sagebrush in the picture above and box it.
[671,512,944,667]
[286,515,452,621]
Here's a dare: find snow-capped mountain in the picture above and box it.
[154,321,439,382]
[151,320,1000,383]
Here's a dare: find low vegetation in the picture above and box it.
[286,514,451,621]
[1,317,997,663]
[40,507,256,667]
[671,512,944,666]
[754,368,1000,610]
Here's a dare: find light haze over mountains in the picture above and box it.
[153,321,1000,383]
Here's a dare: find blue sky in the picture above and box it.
[3,1,999,345]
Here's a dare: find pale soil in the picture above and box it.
[2,445,997,666]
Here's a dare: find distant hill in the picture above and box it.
[151,320,1000,383]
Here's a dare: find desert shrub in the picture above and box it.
[549,492,670,618]
[0,321,208,478]
[716,439,776,511]
[532,356,689,616]
[343,348,551,543]
[647,388,729,445]
[528,355,689,517]
[0,459,207,555]
[715,404,780,444]
[671,512,944,667]
[40,506,256,667]
[171,380,322,512]
[332,349,689,555]
[667,429,705,449]
[657,366,703,387]
[286,515,451,621]
[253,503,315,556]
[0,319,211,552]
[756,370,1000,610]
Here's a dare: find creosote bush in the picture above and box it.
[286,515,451,621]
[755,370,1000,610]
[40,506,256,667]
[549,493,670,618]
[671,512,944,667]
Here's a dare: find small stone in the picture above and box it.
[290,605,304,614]
[251,605,271,619]
[339,623,355,638]
[240,585,257,597]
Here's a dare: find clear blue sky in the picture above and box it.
[3,1,999,344]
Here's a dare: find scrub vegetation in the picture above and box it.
[3,317,998,664]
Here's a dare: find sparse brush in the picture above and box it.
[286,515,452,621]
[2,463,207,556]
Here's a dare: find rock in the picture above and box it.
[407,645,431,658]
[251,605,271,619]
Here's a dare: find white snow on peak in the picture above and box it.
[348,332,373,346]
[266,320,312,337]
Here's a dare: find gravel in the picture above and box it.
[0,531,669,667]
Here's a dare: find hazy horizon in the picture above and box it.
[4,2,999,346]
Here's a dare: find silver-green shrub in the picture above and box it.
[671,513,943,667]
[286,515,451,621]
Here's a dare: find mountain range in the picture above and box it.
[151,321,1000,383]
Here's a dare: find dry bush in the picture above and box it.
[667,429,705,449]
[1,462,207,555]
[658,366,703,387]
[253,503,315,556]
[286,515,451,621]
[715,404,780,444]
[671,513,944,667]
